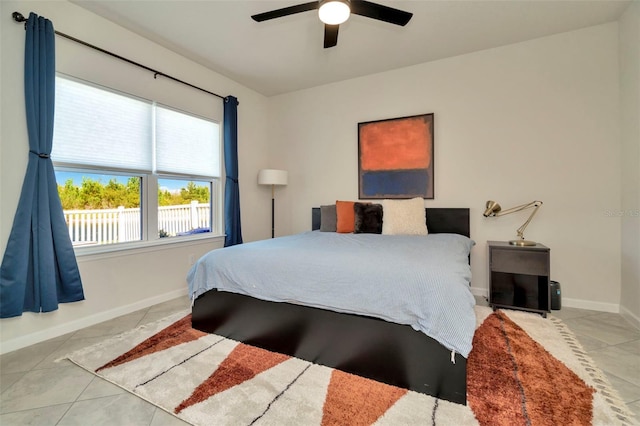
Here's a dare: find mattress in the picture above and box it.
[187,231,476,357]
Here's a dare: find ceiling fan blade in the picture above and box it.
[324,24,339,48]
[251,1,319,22]
[350,0,413,26]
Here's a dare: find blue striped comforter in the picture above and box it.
[187,231,476,357]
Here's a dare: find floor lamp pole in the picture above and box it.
[271,184,275,238]
[258,169,287,239]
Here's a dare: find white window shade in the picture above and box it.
[155,106,220,178]
[52,77,153,171]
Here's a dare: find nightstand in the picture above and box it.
[488,241,550,317]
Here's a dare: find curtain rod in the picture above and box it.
[12,11,227,101]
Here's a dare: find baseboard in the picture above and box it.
[470,286,488,299]
[0,288,188,355]
[561,297,620,313]
[620,305,640,330]
[470,287,621,314]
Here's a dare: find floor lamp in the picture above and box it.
[258,169,288,238]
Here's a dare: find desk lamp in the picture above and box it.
[483,200,543,246]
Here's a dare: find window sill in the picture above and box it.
[74,233,225,261]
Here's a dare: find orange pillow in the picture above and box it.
[336,200,356,233]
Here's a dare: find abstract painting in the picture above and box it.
[358,113,434,199]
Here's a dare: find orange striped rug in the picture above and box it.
[64,307,634,426]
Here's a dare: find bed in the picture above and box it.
[190,207,473,405]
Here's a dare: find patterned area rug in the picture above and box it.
[64,306,635,425]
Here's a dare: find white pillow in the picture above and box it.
[381,197,428,236]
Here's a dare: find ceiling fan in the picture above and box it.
[251,0,413,48]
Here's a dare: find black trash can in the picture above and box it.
[550,281,561,310]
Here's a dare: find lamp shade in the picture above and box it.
[258,169,288,186]
[318,0,351,25]
[483,200,501,217]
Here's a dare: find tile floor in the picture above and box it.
[0,296,639,425]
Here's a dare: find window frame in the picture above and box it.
[52,74,224,255]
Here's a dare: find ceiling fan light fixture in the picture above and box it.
[318,0,351,25]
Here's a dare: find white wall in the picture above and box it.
[619,1,640,327]
[0,1,270,353]
[268,23,622,312]
[1,3,633,354]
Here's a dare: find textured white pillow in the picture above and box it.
[381,197,428,235]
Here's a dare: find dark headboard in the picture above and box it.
[312,207,470,237]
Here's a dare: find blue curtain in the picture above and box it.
[223,96,242,247]
[0,13,84,318]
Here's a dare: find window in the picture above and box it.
[56,171,142,245]
[158,178,212,238]
[53,76,221,248]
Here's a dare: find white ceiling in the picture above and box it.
[72,0,631,96]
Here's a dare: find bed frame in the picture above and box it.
[192,207,470,405]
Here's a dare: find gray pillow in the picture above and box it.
[320,205,337,232]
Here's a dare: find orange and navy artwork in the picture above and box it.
[358,113,434,199]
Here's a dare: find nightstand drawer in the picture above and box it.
[491,249,548,276]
